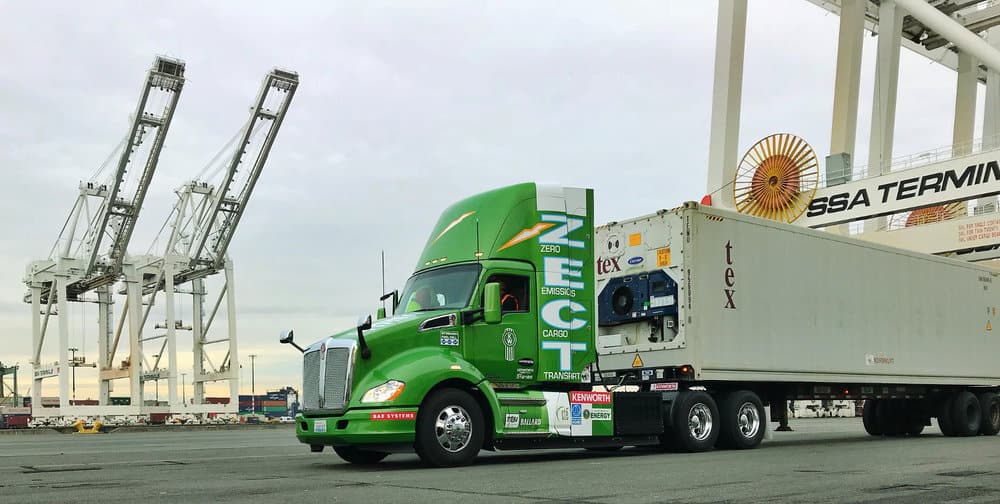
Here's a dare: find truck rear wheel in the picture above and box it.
[978,392,1000,435]
[951,390,982,437]
[862,400,882,436]
[875,399,904,436]
[938,395,957,436]
[333,446,389,465]
[668,390,719,452]
[717,390,765,449]
[415,388,484,467]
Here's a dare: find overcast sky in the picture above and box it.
[0,1,986,400]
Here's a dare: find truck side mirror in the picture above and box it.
[377,307,386,320]
[279,330,305,353]
[484,282,501,324]
[356,314,373,359]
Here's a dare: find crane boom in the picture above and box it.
[72,56,185,294]
[175,68,298,284]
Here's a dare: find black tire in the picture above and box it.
[906,420,925,437]
[333,446,388,465]
[668,391,719,452]
[415,388,484,467]
[717,390,766,449]
[862,399,882,436]
[978,392,1000,436]
[876,399,904,436]
[938,395,957,437]
[951,390,982,437]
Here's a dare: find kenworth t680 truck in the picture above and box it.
[283,183,1000,466]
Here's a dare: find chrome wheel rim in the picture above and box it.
[737,402,761,439]
[688,403,713,441]
[435,405,472,452]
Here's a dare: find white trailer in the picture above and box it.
[592,202,1000,446]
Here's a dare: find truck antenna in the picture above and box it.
[380,250,386,313]
[475,219,482,262]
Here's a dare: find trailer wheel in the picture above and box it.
[717,390,765,449]
[978,392,1000,436]
[668,390,719,452]
[415,388,484,467]
[333,446,389,465]
[862,400,882,436]
[875,399,904,436]
[906,419,925,437]
[938,395,957,436]
[951,391,982,437]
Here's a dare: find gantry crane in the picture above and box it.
[24,56,185,414]
[109,68,298,412]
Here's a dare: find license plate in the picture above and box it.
[314,419,327,433]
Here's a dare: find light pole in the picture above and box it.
[249,354,257,415]
[68,347,78,400]
[181,373,187,406]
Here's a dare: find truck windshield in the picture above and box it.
[398,263,482,313]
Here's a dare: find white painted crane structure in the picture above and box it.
[709,0,1000,262]
[122,68,299,415]
[24,56,186,415]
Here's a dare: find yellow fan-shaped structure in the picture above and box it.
[733,133,819,223]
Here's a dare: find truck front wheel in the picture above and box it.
[717,390,765,449]
[333,446,389,465]
[415,388,484,467]
[668,390,719,452]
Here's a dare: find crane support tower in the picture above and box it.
[122,68,299,414]
[24,56,185,416]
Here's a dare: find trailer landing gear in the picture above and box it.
[773,400,792,432]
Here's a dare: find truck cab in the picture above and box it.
[288,183,646,466]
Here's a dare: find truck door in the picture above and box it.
[466,271,538,384]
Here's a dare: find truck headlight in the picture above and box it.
[361,380,406,403]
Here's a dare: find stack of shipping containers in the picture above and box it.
[238,387,298,418]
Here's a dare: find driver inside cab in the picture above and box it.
[406,286,439,312]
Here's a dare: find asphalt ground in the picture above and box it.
[3,418,1000,503]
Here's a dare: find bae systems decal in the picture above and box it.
[807,161,1000,217]
[370,411,417,421]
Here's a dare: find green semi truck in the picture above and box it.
[283,183,1000,466]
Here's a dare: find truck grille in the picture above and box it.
[302,351,321,410]
[323,347,351,410]
[301,340,355,412]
